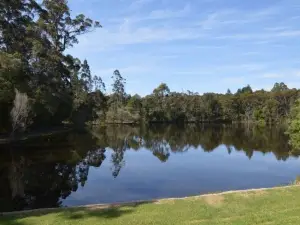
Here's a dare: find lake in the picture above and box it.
[0,124,300,212]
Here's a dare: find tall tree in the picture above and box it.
[80,60,92,92]
[39,0,101,52]
[111,70,126,105]
[153,83,170,97]
[226,89,232,95]
[236,85,253,95]
[271,82,289,92]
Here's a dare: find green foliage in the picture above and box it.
[236,84,253,95]
[263,98,280,123]
[141,86,299,124]
[111,70,126,100]
[38,0,101,52]
[153,83,170,97]
[226,89,232,95]
[127,94,142,110]
[272,82,289,92]
[287,99,300,150]
[0,0,103,132]
[106,107,140,124]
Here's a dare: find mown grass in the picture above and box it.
[1,186,300,225]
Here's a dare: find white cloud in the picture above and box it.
[278,30,300,37]
[221,76,246,85]
[129,0,156,10]
[95,65,153,78]
[74,23,205,51]
[217,64,265,72]
[265,26,292,31]
[242,51,261,56]
[78,20,300,52]
[115,3,191,24]
[197,9,237,29]
[195,45,226,49]
[71,0,300,53]
[196,5,282,30]
[173,63,265,76]
[173,71,214,75]
[259,70,300,79]
[214,29,300,40]
[261,73,283,78]
[147,3,191,20]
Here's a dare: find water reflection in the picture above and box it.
[0,124,299,212]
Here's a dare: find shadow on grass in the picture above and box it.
[63,206,135,220]
[0,201,154,225]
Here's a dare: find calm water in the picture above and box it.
[0,124,300,212]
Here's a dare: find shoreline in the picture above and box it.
[0,127,72,145]
[2,184,299,217]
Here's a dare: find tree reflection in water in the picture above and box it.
[0,123,299,212]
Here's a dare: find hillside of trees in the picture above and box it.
[1,1,300,145]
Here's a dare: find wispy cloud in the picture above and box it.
[95,65,153,78]
[146,3,191,20]
[265,26,292,31]
[129,0,156,10]
[196,5,282,30]
[174,63,266,76]
[68,0,300,94]
[75,23,204,51]
[73,0,300,51]
[260,70,300,79]
[221,76,246,85]
[215,29,300,40]
[261,73,283,78]
[111,3,191,24]
[242,51,261,56]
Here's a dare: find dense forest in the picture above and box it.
[1,1,300,149]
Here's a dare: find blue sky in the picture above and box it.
[68,0,300,96]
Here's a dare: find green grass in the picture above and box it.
[1,186,300,225]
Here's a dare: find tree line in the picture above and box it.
[132,82,299,125]
[94,79,300,129]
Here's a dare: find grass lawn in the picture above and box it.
[1,186,300,225]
